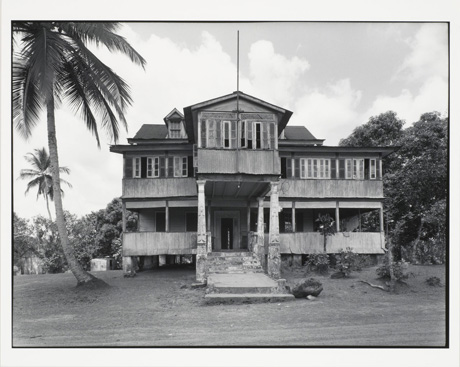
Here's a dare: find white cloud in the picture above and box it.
[364,76,448,125]
[396,23,448,82]
[248,40,310,108]
[292,79,362,145]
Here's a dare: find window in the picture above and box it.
[370,159,376,179]
[174,157,188,177]
[147,157,160,178]
[133,157,141,178]
[169,121,181,138]
[254,122,262,149]
[301,158,331,179]
[353,159,364,179]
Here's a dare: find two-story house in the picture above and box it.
[110,91,395,282]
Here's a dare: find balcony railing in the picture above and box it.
[278,232,385,254]
[279,179,384,198]
[197,149,280,175]
[123,231,197,256]
[123,177,197,199]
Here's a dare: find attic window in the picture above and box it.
[169,121,181,138]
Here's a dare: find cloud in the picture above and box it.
[364,76,448,125]
[248,40,310,108]
[292,79,362,145]
[395,23,448,82]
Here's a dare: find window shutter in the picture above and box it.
[188,156,194,177]
[331,159,336,179]
[168,157,174,177]
[200,119,207,148]
[247,121,253,149]
[376,158,381,178]
[230,120,237,148]
[262,123,269,149]
[159,157,166,177]
[216,120,222,148]
[269,122,275,149]
[286,158,292,178]
[294,158,300,178]
[125,157,133,178]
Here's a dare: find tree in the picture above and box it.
[13,22,146,286]
[340,111,447,263]
[18,147,71,220]
[13,212,38,266]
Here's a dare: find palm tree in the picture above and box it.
[13,22,146,285]
[19,147,72,220]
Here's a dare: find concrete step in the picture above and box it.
[205,293,295,304]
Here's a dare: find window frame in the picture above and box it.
[302,158,331,179]
[370,159,377,180]
[173,156,188,178]
[133,157,141,178]
[169,121,182,139]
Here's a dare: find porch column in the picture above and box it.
[268,181,281,279]
[292,202,296,232]
[121,201,135,277]
[336,201,340,232]
[379,202,384,232]
[196,180,207,282]
[256,197,266,270]
[165,201,169,232]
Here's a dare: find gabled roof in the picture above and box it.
[131,124,168,140]
[183,91,293,142]
[163,108,184,123]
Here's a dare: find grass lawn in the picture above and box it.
[12,264,446,347]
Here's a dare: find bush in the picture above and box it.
[426,276,441,286]
[376,257,413,282]
[334,247,360,277]
[305,253,330,274]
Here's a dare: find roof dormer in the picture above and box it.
[164,108,187,139]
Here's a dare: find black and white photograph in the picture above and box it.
[1,1,459,366]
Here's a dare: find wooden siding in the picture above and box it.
[123,178,197,198]
[198,149,280,175]
[279,179,383,198]
[123,232,197,256]
[279,232,385,254]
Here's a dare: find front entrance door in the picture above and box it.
[214,211,240,251]
[221,218,234,250]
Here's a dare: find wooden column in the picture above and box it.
[292,202,296,232]
[268,182,281,279]
[121,201,135,277]
[165,201,169,232]
[196,180,207,282]
[247,202,251,250]
[256,197,265,269]
[336,201,340,232]
[379,202,384,232]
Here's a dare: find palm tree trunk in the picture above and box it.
[44,192,52,221]
[46,93,93,284]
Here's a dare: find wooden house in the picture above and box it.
[110,91,395,281]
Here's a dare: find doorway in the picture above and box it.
[214,211,240,251]
[221,218,234,250]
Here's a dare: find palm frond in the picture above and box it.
[59,22,146,68]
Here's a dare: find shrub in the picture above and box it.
[306,252,330,274]
[334,247,359,277]
[376,257,413,282]
[426,276,441,286]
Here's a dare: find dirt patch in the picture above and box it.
[12,264,446,347]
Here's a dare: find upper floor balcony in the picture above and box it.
[197,148,281,176]
[279,178,384,199]
[123,177,197,199]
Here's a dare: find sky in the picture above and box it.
[12,22,448,220]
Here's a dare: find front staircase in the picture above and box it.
[204,251,294,303]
